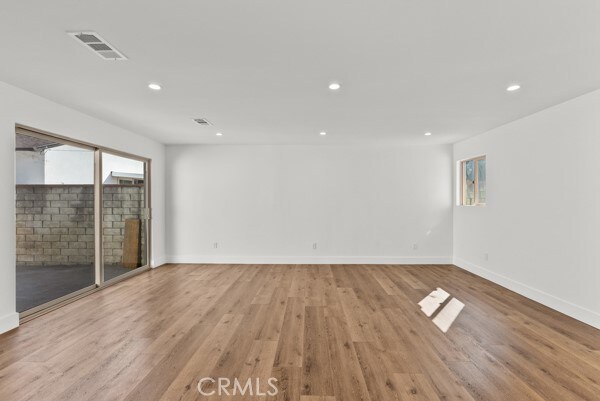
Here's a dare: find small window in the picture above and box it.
[461,156,486,206]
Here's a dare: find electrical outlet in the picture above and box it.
[312,243,317,250]
[484,253,489,261]
[412,243,418,250]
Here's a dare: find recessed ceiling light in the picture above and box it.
[320,131,327,136]
[424,132,432,136]
[148,83,161,91]
[328,82,341,91]
[216,132,223,136]
[506,84,521,92]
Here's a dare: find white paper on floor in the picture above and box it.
[418,287,450,317]
[432,298,465,333]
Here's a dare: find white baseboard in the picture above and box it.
[453,257,600,330]
[151,255,167,268]
[167,255,452,265]
[0,312,19,335]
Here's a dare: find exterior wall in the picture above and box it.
[15,151,45,184]
[43,145,95,185]
[15,146,145,185]
[103,185,146,265]
[16,185,144,266]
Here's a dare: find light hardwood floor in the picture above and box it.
[0,264,599,401]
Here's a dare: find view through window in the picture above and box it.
[461,156,486,206]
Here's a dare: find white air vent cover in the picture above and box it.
[68,31,127,60]
[194,118,212,125]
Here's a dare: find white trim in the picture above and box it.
[166,255,452,265]
[152,256,167,268]
[453,257,600,330]
[0,312,19,335]
[111,171,144,179]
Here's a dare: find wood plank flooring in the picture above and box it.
[1,264,599,401]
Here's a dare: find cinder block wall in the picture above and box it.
[103,185,146,265]
[16,185,144,266]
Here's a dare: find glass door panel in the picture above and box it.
[15,132,96,313]
[101,152,147,282]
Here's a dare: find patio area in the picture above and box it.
[17,264,134,312]
[15,182,146,313]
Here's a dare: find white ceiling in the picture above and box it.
[1,0,600,145]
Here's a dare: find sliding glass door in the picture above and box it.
[15,127,151,318]
[101,152,148,282]
[15,131,97,313]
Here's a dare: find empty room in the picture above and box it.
[0,1,599,400]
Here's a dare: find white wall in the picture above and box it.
[101,153,144,184]
[44,145,94,184]
[0,81,166,334]
[166,144,453,264]
[15,151,44,184]
[453,89,600,329]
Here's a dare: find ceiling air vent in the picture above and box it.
[194,118,212,126]
[68,31,127,60]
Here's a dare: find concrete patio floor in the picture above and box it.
[17,264,138,312]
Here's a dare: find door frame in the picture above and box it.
[15,124,152,321]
